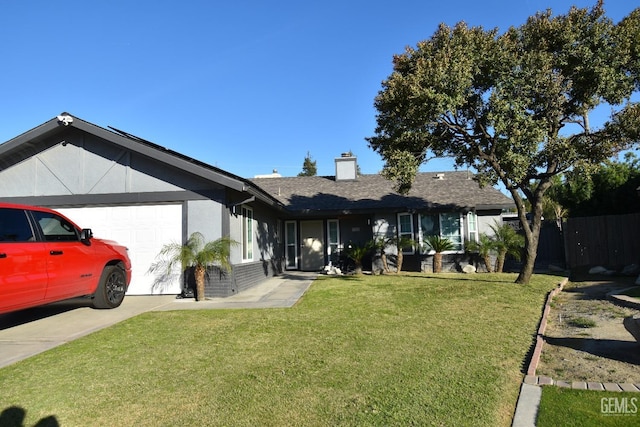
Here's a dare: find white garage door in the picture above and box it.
[58,204,183,295]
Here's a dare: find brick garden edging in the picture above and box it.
[523,277,640,393]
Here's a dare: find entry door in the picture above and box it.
[300,220,324,271]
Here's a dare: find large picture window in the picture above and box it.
[242,206,253,260]
[419,213,462,252]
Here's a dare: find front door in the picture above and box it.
[300,220,324,271]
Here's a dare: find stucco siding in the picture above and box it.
[0,131,218,198]
[186,199,224,242]
[477,211,504,237]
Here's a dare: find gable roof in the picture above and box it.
[0,113,513,217]
[251,172,514,216]
[0,113,285,210]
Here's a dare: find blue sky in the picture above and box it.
[0,1,636,178]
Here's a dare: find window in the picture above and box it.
[419,213,463,252]
[397,213,414,254]
[285,221,297,269]
[467,212,478,244]
[31,211,79,242]
[0,208,35,242]
[242,206,253,260]
[327,220,340,265]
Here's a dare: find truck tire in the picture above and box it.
[93,265,127,309]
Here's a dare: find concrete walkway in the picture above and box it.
[512,383,542,427]
[0,272,317,369]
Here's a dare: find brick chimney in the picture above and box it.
[335,153,357,181]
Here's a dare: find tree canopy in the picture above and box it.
[367,1,640,283]
[550,152,640,217]
[298,151,317,177]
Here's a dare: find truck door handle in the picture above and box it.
[50,250,64,256]
[0,253,6,258]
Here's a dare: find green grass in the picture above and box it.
[568,316,597,328]
[0,273,561,426]
[538,387,639,426]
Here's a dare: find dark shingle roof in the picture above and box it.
[251,171,514,214]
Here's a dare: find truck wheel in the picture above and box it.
[93,265,126,309]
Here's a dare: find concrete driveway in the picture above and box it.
[0,272,316,368]
[0,295,176,368]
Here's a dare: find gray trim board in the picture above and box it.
[0,190,225,208]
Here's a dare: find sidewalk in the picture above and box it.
[0,272,317,368]
[154,271,317,310]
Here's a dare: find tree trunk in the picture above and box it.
[516,235,539,284]
[433,252,443,273]
[397,251,404,273]
[483,254,493,273]
[354,261,363,275]
[195,265,206,301]
[511,186,546,284]
[495,249,507,273]
[381,252,390,273]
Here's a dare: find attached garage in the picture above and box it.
[57,204,183,295]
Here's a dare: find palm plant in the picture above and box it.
[465,234,496,273]
[388,235,417,273]
[346,241,373,275]
[149,232,238,301]
[424,235,455,273]
[371,236,392,274]
[489,222,524,273]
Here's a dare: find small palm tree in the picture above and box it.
[372,236,392,274]
[466,234,496,273]
[489,222,524,273]
[347,241,373,275]
[424,235,455,273]
[387,235,417,273]
[149,232,238,301]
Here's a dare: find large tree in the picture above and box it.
[367,1,640,284]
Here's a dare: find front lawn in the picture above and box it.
[538,387,639,427]
[0,273,560,426]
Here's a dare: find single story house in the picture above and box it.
[251,156,514,273]
[0,113,514,297]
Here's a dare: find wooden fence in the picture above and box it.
[564,212,640,268]
[503,218,566,271]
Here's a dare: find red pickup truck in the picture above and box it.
[0,203,132,314]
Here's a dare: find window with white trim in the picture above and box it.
[419,213,463,252]
[242,206,253,260]
[327,219,340,265]
[285,221,297,269]
[397,213,414,254]
[467,212,478,244]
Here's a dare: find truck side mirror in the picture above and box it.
[80,228,93,244]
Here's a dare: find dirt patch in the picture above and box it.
[536,274,640,384]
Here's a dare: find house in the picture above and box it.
[251,154,514,273]
[0,114,514,297]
